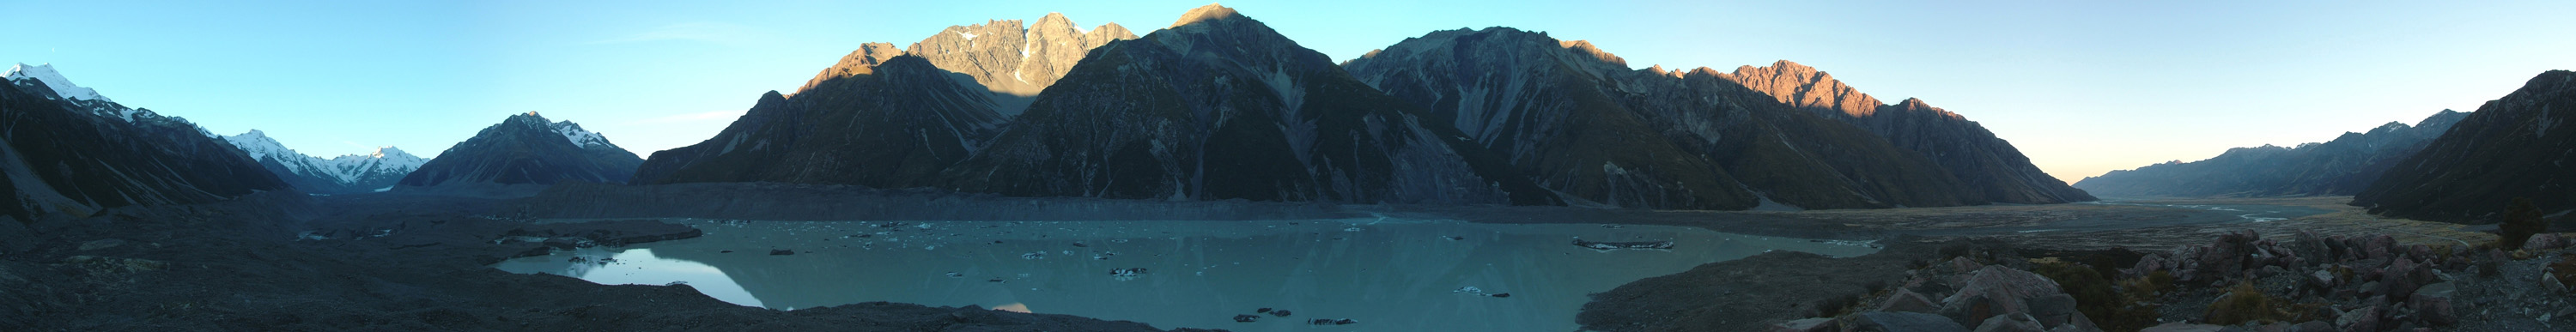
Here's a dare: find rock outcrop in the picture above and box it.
[2354,70,2576,223]
[398,112,640,194]
[2076,110,2470,198]
[0,63,289,222]
[1716,61,2096,204]
[899,13,1137,117]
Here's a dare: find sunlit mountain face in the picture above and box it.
[3,2,2570,331]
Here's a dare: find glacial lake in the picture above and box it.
[494,217,1879,331]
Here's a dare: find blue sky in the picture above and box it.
[5,0,2570,184]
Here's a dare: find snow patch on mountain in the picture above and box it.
[550,121,611,148]
[3,63,112,102]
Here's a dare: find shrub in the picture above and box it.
[2501,197,2547,249]
[2204,281,2288,325]
[2038,261,2163,331]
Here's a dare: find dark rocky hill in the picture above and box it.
[2354,70,2576,222]
[398,112,640,193]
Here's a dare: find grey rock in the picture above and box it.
[1850,311,1968,332]
[2411,281,2458,326]
[1940,266,2072,329]
[2136,322,2224,332]
[1770,317,1834,332]
[76,238,125,251]
[1970,313,2044,332]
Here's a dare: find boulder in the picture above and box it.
[2544,272,2567,293]
[1971,313,2044,332]
[2410,282,2458,326]
[2336,306,2380,332]
[1940,266,2078,329]
[2365,235,2395,260]
[2527,233,2567,251]
[1951,257,1985,273]
[1878,289,1941,313]
[1770,317,1835,332]
[2287,321,2335,332]
[2307,269,2337,289]
[1850,311,1967,332]
[2383,258,2422,300]
[2136,323,2224,332]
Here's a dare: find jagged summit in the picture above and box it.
[3,63,112,102]
[1169,3,1242,28]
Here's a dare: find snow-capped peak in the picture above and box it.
[223,130,295,161]
[551,120,611,149]
[4,63,113,102]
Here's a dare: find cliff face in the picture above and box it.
[2076,110,2470,198]
[2355,70,2576,223]
[1714,61,2097,203]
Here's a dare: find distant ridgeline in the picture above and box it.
[398,112,641,194]
[2075,110,2470,198]
[635,4,2093,211]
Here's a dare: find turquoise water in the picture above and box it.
[495,218,1876,331]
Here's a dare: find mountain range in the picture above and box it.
[1343,27,2093,209]
[2075,110,2470,198]
[638,5,2085,210]
[398,112,641,195]
[2355,70,2576,223]
[633,13,1135,190]
[0,63,287,222]
[222,130,428,195]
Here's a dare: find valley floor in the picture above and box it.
[0,185,2553,331]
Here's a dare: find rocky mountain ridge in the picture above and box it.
[1344,27,2015,209]
[222,130,428,194]
[1712,60,2096,203]
[0,63,288,222]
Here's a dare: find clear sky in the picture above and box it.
[6,0,2569,184]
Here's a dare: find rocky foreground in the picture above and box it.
[1634,229,2576,332]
